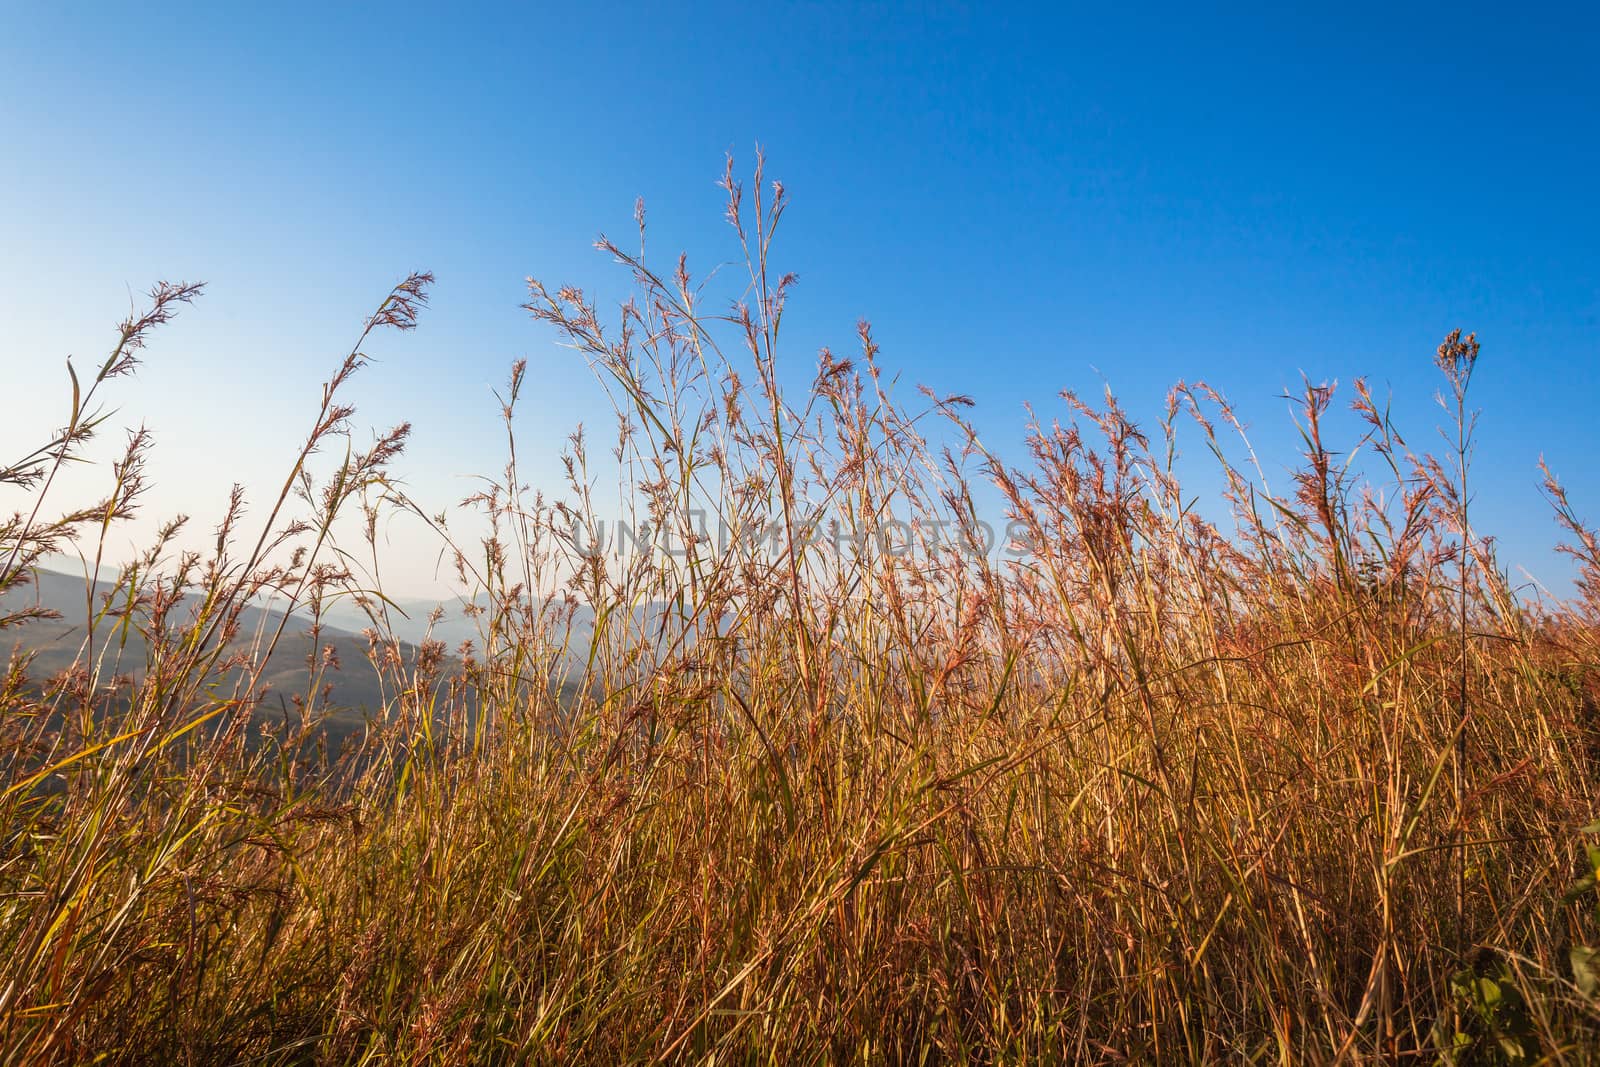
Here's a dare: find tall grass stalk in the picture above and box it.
[2,165,1598,1064]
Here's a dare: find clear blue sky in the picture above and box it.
[3,3,1597,597]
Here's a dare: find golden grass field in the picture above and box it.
[4,160,1600,1063]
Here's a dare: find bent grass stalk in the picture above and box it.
[0,165,1597,1064]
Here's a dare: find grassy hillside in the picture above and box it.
[3,165,1599,1063]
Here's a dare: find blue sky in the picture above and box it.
[3,3,1597,597]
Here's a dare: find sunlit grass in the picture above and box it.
[3,157,1599,1063]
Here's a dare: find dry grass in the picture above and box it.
[3,156,1600,1064]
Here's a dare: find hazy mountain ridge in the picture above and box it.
[0,567,420,715]
[0,568,695,714]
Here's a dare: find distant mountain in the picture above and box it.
[312,589,717,666]
[313,591,498,650]
[2,568,724,736]
[0,568,423,748]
